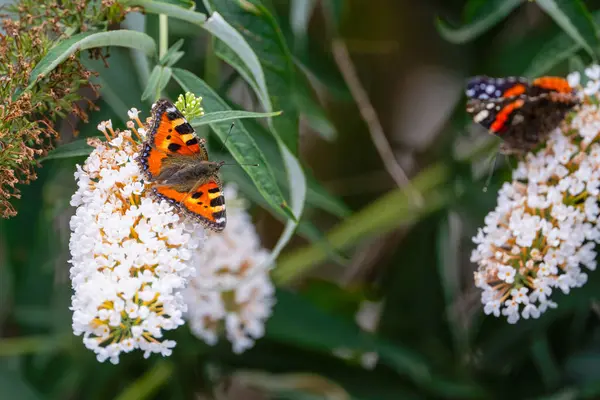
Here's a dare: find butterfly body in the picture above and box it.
[466,76,580,154]
[138,99,226,231]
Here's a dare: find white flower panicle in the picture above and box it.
[472,67,600,324]
[69,111,206,364]
[182,185,275,354]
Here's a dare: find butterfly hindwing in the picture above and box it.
[154,178,226,231]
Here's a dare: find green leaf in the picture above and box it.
[201,11,271,114]
[141,65,172,102]
[114,361,174,400]
[122,0,206,25]
[290,0,317,41]
[524,10,600,77]
[159,38,185,66]
[39,138,98,162]
[24,30,156,93]
[0,367,42,400]
[524,28,582,78]
[435,0,522,43]
[294,65,337,141]
[536,0,600,58]
[172,68,294,221]
[200,6,307,270]
[204,2,300,154]
[190,110,282,127]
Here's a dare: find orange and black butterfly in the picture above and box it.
[466,76,580,154]
[138,99,226,231]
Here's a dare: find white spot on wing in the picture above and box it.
[474,110,489,123]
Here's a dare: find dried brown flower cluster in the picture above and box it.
[0,0,131,218]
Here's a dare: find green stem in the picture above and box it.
[159,14,168,59]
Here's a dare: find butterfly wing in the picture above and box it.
[466,76,530,100]
[139,99,209,179]
[467,92,579,153]
[154,177,226,231]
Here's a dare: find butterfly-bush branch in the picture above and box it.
[0,0,134,218]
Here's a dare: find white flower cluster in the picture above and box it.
[69,121,205,364]
[472,67,600,323]
[182,185,275,354]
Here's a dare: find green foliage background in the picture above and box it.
[4,0,600,398]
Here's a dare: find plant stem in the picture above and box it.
[159,14,168,59]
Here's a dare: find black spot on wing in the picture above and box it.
[168,143,182,152]
[208,187,220,194]
[166,111,182,120]
[175,123,194,135]
[210,196,224,207]
[213,210,226,220]
[191,191,203,199]
[185,137,198,146]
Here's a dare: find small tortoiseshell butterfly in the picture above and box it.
[466,76,580,154]
[138,99,226,231]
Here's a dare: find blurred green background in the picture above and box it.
[4,0,600,398]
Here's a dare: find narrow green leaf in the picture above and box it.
[205,1,300,154]
[190,110,282,127]
[435,0,522,43]
[40,138,97,162]
[25,30,156,93]
[294,66,337,141]
[201,11,271,111]
[290,0,317,42]
[525,10,600,77]
[172,68,294,221]
[524,29,582,78]
[536,0,600,58]
[200,6,307,269]
[141,66,172,102]
[123,0,206,25]
[141,65,162,102]
[114,361,174,400]
[159,38,185,66]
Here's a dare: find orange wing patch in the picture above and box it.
[490,99,525,133]
[532,77,572,94]
[153,113,202,156]
[502,83,526,98]
[153,179,226,231]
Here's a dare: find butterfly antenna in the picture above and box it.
[482,152,499,193]
[221,162,260,167]
[222,123,234,149]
